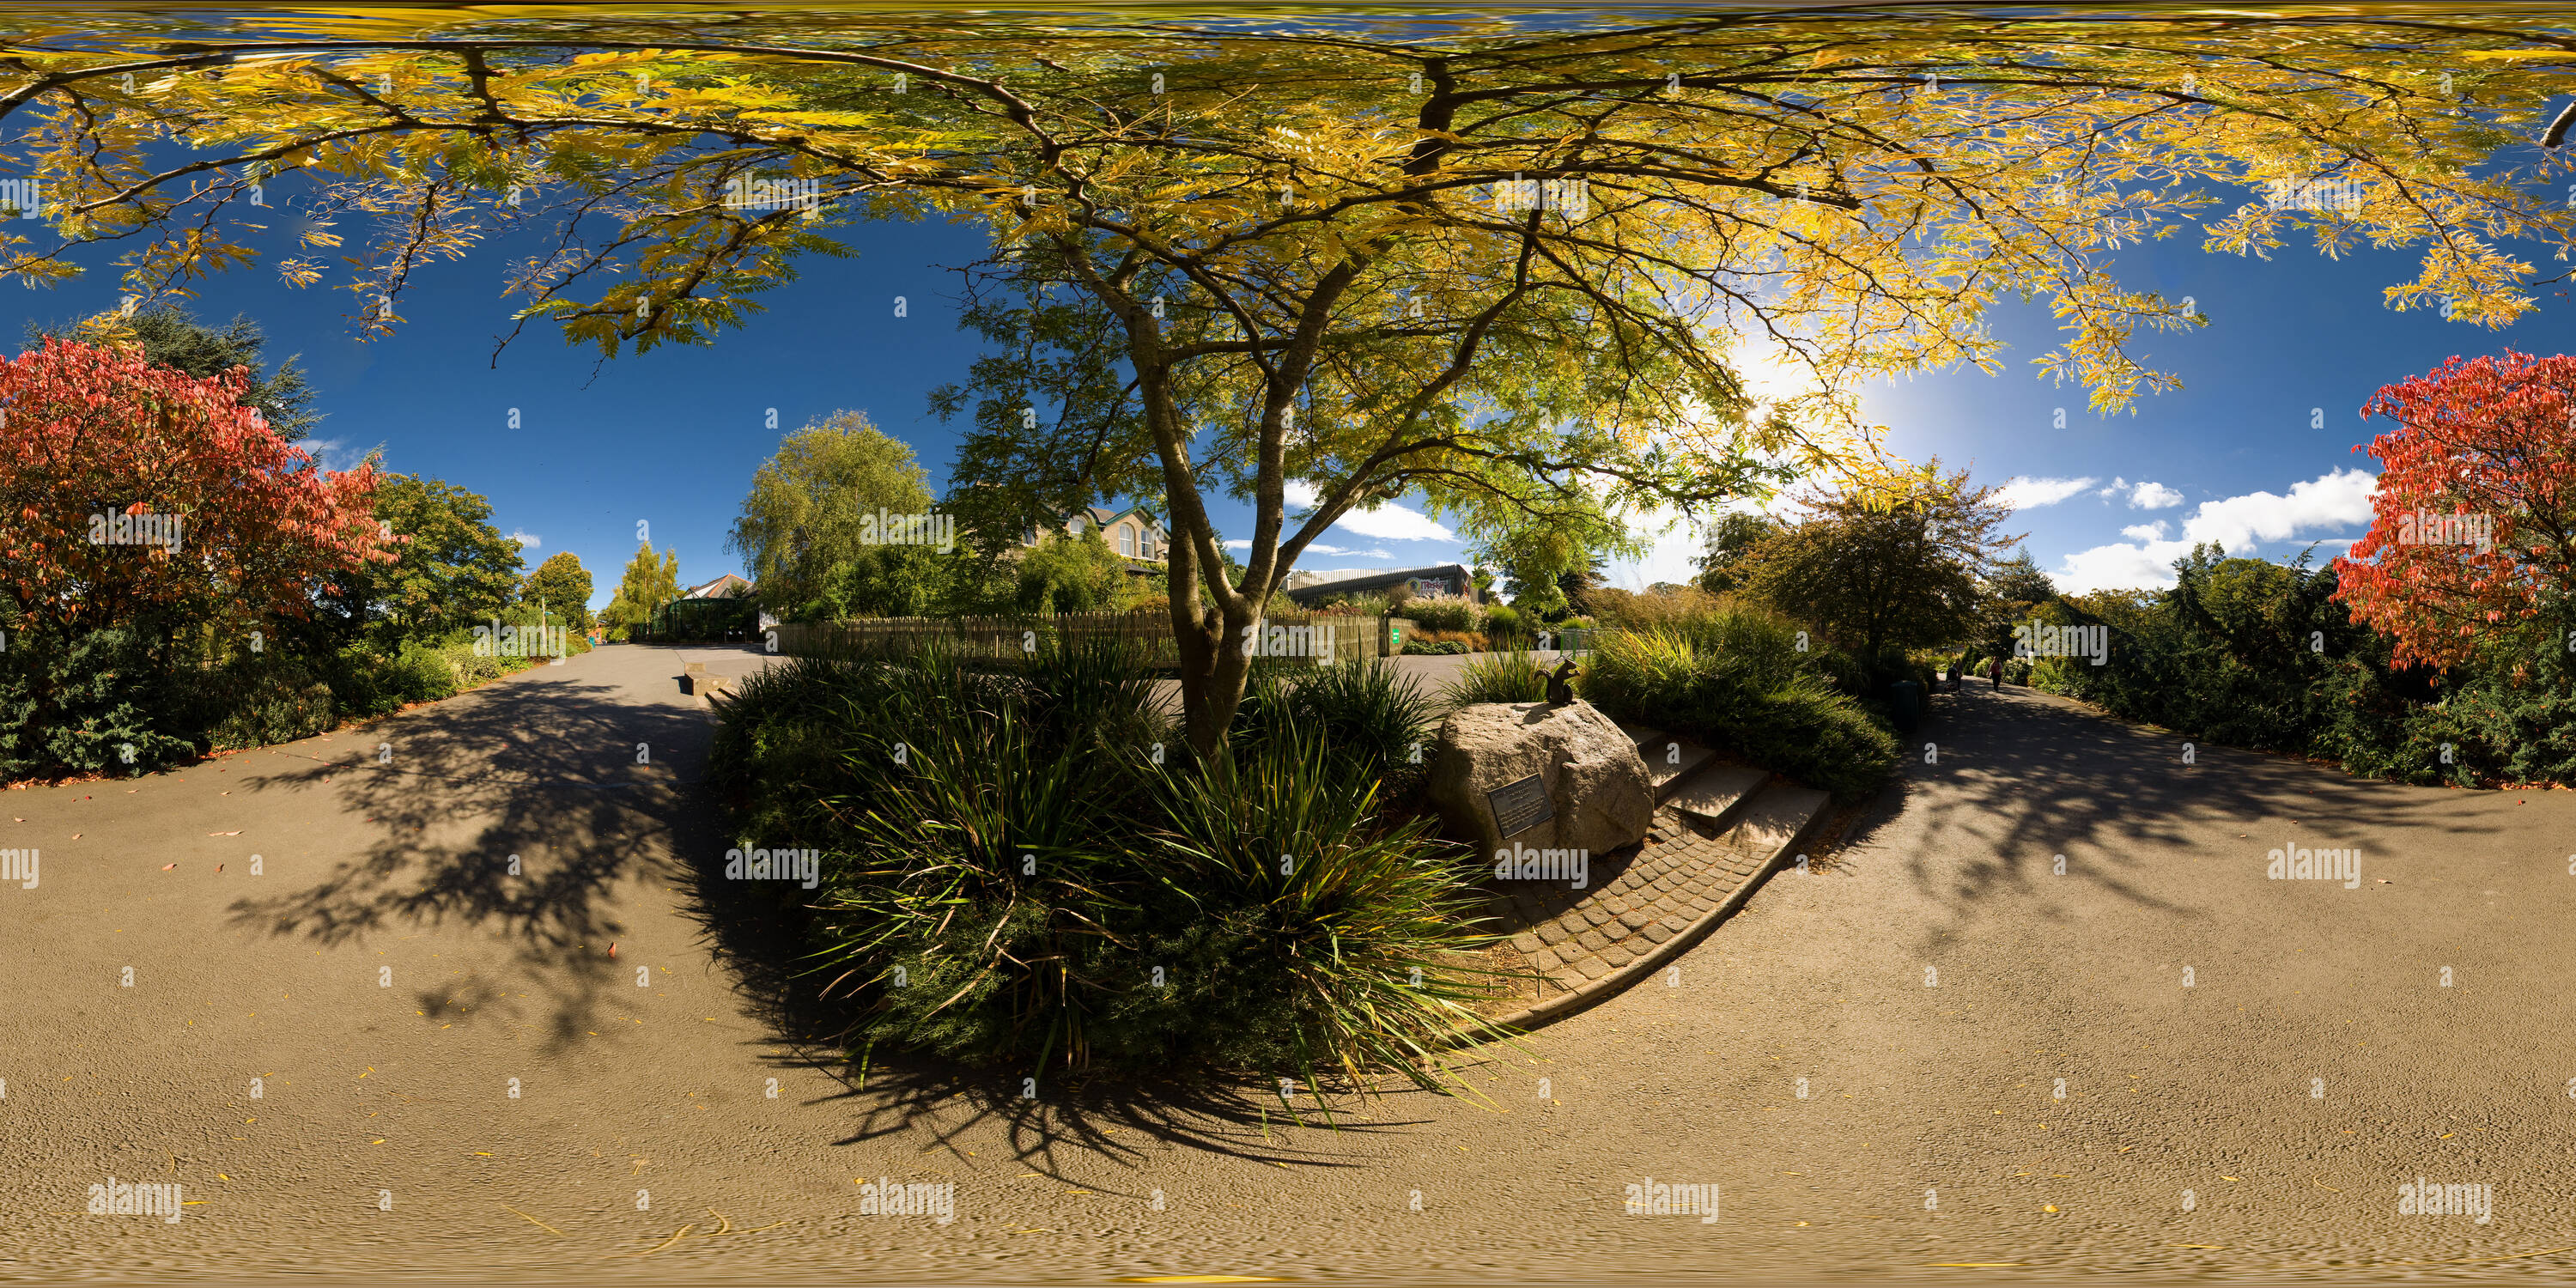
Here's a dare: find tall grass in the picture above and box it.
[1234,659,1436,795]
[1579,607,1899,801]
[1444,648,1550,707]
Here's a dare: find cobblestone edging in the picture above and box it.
[1474,780,1828,1033]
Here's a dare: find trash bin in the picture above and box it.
[1887,679,1923,735]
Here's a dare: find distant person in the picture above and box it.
[1989,654,2003,690]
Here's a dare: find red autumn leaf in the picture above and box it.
[2332,349,2576,670]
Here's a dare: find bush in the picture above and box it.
[1579,621,1897,801]
[1233,659,1436,797]
[1404,597,1484,632]
[708,636,1498,1084]
[1401,637,1471,655]
[1445,648,1550,707]
[0,625,194,779]
[1482,602,1525,641]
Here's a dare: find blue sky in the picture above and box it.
[9,194,2569,610]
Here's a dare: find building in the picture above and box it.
[1280,563,1482,607]
[1027,504,1168,564]
[681,573,753,599]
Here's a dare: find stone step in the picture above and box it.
[1615,723,1666,748]
[1638,738,1716,802]
[1722,781,1831,866]
[1663,762,1768,832]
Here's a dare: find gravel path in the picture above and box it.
[4,650,2569,1281]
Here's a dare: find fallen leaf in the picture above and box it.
[161,863,177,871]
[209,830,241,836]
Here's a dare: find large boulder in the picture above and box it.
[1427,700,1655,862]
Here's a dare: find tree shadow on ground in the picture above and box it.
[221,655,718,1051]
[1892,683,2503,943]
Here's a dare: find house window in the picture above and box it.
[1118,524,1135,556]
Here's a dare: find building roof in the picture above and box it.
[682,573,752,599]
[1280,563,1475,605]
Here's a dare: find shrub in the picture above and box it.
[0,625,193,779]
[1401,637,1471,655]
[1580,624,1897,800]
[709,636,1498,1084]
[1482,602,1525,640]
[1233,659,1436,796]
[1445,648,1550,706]
[1404,597,1484,632]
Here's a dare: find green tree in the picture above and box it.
[519,550,594,632]
[36,304,321,442]
[726,410,935,623]
[320,473,524,646]
[1695,513,1784,598]
[1743,465,2017,660]
[1016,529,1131,614]
[602,544,682,640]
[835,544,963,619]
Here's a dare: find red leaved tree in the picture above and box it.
[0,337,386,645]
[2332,350,2576,670]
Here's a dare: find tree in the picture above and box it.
[519,550,593,632]
[316,473,523,646]
[17,8,2576,750]
[33,303,320,441]
[1694,513,1783,598]
[726,410,935,623]
[1986,550,2059,608]
[1015,529,1131,615]
[1742,464,2018,660]
[0,336,380,645]
[2333,350,2576,670]
[602,544,681,639]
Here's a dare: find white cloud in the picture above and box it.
[2176,468,2376,551]
[2120,521,2167,541]
[2054,468,2379,594]
[1283,478,1455,542]
[2094,476,2126,500]
[1223,538,1252,550]
[1307,542,1351,556]
[508,531,541,549]
[2128,481,2185,509]
[1996,476,2099,511]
